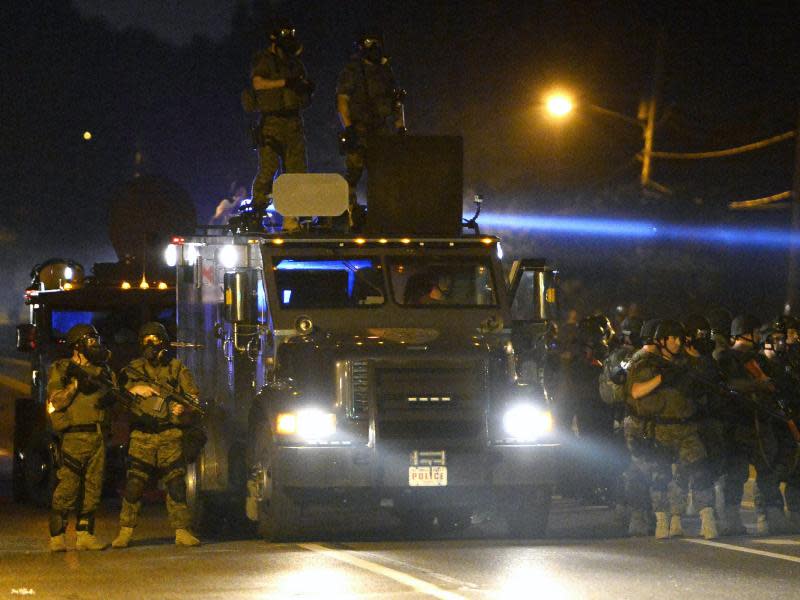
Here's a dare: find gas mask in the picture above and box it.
[274,29,301,56]
[80,336,110,366]
[689,331,714,356]
[142,336,170,365]
[359,38,383,64]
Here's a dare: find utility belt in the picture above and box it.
[260,109,300,119]
[131,421,181,434]
[62,423,102,435]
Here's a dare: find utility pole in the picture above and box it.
[640,33,665,188]
[785,106,800,313]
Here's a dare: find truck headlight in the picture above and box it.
[502,404,553,441]
[276,409,336,440]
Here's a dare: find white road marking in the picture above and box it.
[684,538,800,563]
[299,543,469,600]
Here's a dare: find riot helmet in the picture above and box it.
[654,319,684,358]
[683,314,713,355]
[269,23,302,56]
[730,314,761,343]
[138,321,170,365]
[65,323,110,365]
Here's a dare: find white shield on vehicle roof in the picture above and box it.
[272,173,349,217]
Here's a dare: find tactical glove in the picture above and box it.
[659,365,684,387]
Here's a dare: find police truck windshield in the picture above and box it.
[388,257,497,307]
[274,258,386,308]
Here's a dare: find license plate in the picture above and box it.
[408,466,448,486]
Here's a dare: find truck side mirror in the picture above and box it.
[17,324,37,352]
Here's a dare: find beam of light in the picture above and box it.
[480,211,800,249]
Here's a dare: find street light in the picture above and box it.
[542,90,656,188]
[544,92,574,118]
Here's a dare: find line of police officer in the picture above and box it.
[46,322,203,551]
[547,311,800,540]
[242,23,405,231]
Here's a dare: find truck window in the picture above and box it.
[387,257,497,307]
[273,258,386,308]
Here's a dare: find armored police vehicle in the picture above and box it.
[175,162,560,540]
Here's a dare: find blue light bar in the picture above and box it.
[481,211,800,248]
[275,260,374,270]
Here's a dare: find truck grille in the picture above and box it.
[336,360,370,420]
[337,358,489,441]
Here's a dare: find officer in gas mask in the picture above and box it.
[336,30,406,226]
[245,22,313,233]
[111,322,203,548]
[47,324,113,552]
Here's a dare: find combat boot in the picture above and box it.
[669,515,684,537]
[764,506,792,535]
[654,512,670,540]
[49,534,66,552]
[628,510,650,537]
[111,527,134,549]
[75,513,107,551]
[699,507,719,539]
[756,513,768,535]
[175,529,201,546]
[721,505,747,536]
[76,531,108,551]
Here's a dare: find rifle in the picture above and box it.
[65,362,142,414]
[122,365,206,418]
[675,361,800,444]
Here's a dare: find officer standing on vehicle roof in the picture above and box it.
[111,322,203,548]
[47,324,113,552]
[248,23,313,232]
[337,31,406,217]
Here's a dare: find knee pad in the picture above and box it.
[166,476,187,504]
[123,476,147,504]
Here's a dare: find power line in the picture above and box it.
[651,130,796,160]
[728,190,792,210]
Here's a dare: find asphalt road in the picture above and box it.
[2,354,799,598]
[1,496,799,600]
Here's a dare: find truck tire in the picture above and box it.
[257,483,302,542]
[21,434,55,507]
[185,460,209,532]
[503,485,552,539]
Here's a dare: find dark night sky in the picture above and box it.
[2,0,800,325]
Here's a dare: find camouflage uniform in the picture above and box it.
[118,357,199,530]
[336,55,400,203]
[715,348,784,516]
[757,353,800,515]
[250,48,310,212]
[47,359,110,537]
[625,350,713,516]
